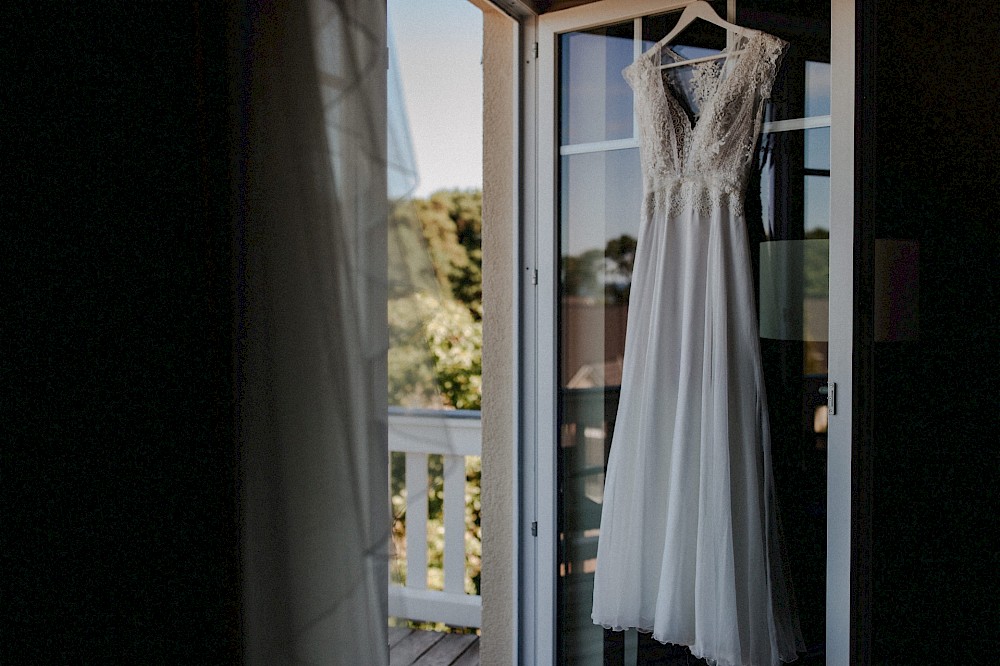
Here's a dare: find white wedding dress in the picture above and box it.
[591,29,804,666]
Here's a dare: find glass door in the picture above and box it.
[530,1,848,663]
[555,16,641,664]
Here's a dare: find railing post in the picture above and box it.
[405,452,428,590]
[389,410,482,627]
[443,454,466,595]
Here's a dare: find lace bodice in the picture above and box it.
[623,30,787,214]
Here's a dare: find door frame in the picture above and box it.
[517,0,857,663]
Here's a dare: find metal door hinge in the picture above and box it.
[820,382,837,416]
[533,42,538,59]
[531,521,538,536]
[531,268,538,285]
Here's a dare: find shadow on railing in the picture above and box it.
[388,408,482,629]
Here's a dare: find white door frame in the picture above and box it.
[518,0,856,663]
[826,0,855,661]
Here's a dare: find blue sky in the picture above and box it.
[388,0,483,197]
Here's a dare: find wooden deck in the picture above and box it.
[389,627,480,666]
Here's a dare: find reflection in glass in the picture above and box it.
[755,124,830,664]
[560,150,643,283]
[558,146,641,664]
[759,239,829,342]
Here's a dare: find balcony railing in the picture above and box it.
[388,408,481,629]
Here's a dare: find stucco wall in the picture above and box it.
[478,4,517,664]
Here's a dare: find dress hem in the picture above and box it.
[591,616,801,666]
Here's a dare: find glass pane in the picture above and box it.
[804,175,830,234]
[754,125,830,664]
[804,126,830,170]
[559,22,634,146]
[558,148,641,665]
[805,60,831,117]
[557,4,831,663]
[756,128,830,241]
[560,150,643,288]
[733,9,834,651]
[738,0,831,124]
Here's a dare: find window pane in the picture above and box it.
[560,150,643,288]
[560,23,634,146]
[756,128,830,240]
[805,126,830,171]
[804,175,830,235]
[558,146,641,664]
[805,60,831,117]
[753,118,829,661]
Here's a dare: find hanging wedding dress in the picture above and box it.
[591,28,804,666]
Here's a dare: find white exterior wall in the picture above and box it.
[478,4,519,665]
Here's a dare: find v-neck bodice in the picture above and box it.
[657,40,747,134]
[622,29,787,211]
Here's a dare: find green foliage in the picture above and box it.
[388,188,483,410]
[605,234,637,282]
[464,455,482,595]
[388,292,482,410]
[388,199,440,299]
[424,297,482,411]
[413,189,483,319]
[388,294,441,408]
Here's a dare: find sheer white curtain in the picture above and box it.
[235,0,388,663]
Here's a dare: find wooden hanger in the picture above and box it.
[656,1,752,49]
[653,1,753,70]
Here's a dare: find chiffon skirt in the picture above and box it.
[591,191,804,666]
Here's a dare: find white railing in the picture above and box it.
[388,408,482,628]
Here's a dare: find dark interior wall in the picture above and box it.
[5,4,240,661]
[869,1,999,662]
[7,1,998,663]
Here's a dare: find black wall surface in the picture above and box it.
[5,4,241,661]
[5,1,998,663]
[869,1,999,662]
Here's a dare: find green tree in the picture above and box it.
[605,234,637,282]
[388,189,484,410]
[388,292,482,410]
[387,294,441,408]
[414,189,483,319]
[388,198,439,299]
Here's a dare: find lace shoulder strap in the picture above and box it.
[753,31,789,100]
[621,52,650,94]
